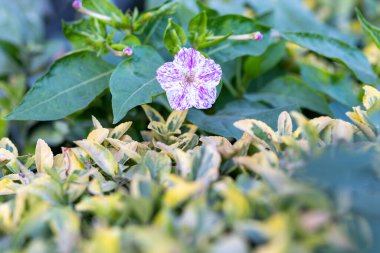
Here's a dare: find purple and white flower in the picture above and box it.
[156,48,222,111]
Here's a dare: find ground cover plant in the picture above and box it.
[1,0,380,252]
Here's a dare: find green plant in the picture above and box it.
[1,85,380,252]
[2,0,380,252]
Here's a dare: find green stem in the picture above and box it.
[143,17,163,44]
[236,58,244,96]
[223,79,239,98]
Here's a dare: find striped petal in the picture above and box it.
[156,62,183,91]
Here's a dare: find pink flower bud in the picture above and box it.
[254,32,263,41]
[72,0,82,9]
[122,47,133,56]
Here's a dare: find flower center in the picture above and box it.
[184,73,195,85]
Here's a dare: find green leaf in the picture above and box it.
[282,32,377,84]
[163,18,187,55]
[190,144,221,184]
[187,102,298,139]
[143,150,171,182]
[63,18,106,50]
[195,0,218,17]
[188,11,209,48]
[0,46,19,76]
[273,0,352,43]
[243,40,286,80]
[82,0,125,23]
[300,64,358,107]
[356,8,380,49]
[246,76,332,115]
[205,15,271,62]
[6,51,114,120]
[110,46,164,123]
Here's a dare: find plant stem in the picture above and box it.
[77,7,112,22]
[236,58,244,96]
[223,79,239,98]
[207,32,263,41]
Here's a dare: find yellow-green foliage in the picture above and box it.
[1,86,380,253]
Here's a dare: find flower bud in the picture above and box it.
[253,32,263,41]
[72,0,82,9]
[122,47,133,56]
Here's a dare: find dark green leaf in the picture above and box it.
[6,51,114,120]
[300,64,358,107]
[0,47,19,76]
[273,0,352,43]
[282,32,377,84]
[110,46,164,123]
[246,76,332,115]
[187,102,297,139]
[356,8,380,49]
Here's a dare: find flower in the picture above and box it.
[156,48,222,111]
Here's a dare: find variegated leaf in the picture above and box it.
[91,115,103,129]
[75,140,118,177]
[35,139,54,174]
[106,138,142,163]
[87,128,110,144]
[142,104,165,123]
[277,111,293,137]
[363,85,380,110]
[166,110,187,134]
[234,119,277,152]
[0,138,18,157]
[109,121,132,139]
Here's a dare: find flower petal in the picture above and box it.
[156,62,183,91]
[174,48,204,72]
[167,87,192,111]
[197,59,222,88]
[192,86,217,109]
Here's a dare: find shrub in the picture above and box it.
[1,86,380,252]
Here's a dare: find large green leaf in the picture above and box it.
[356,8,380,49]
[273,0,352,43]
[6,51,114,120]
[282,32,377,85]
[187,102,297,139]
[110,46,164,123]
[246,76,332,115]
[300,64,358,107]
[205,15,271,62]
